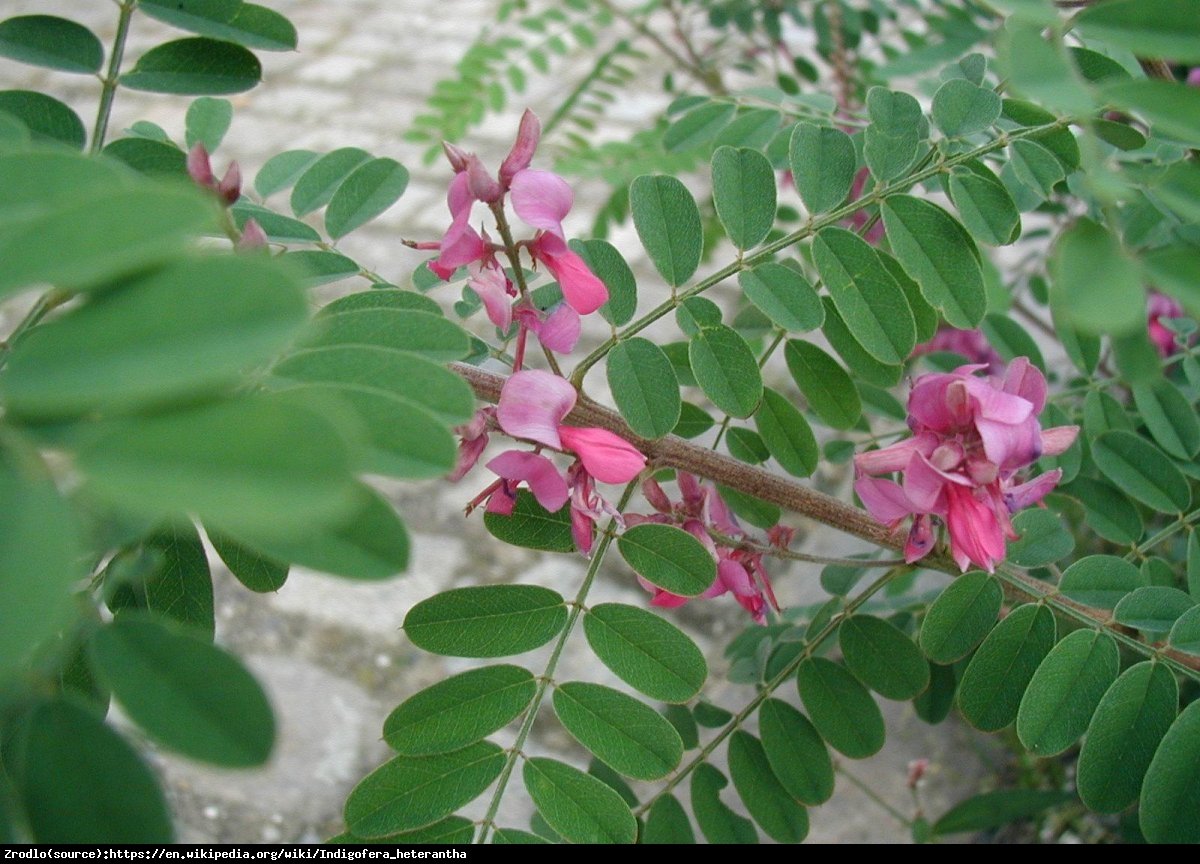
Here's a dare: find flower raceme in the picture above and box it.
[854,359,1078,572]
[421,110,607,354]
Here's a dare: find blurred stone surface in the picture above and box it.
[3,0,998,843]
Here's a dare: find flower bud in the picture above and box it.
[499,109,541,188]
[218,161,242,205]
[186,142,214,188]
[441,141,470,173]
[466,154,503,203]
[236,217,267,250]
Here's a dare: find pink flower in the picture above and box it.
[632,473,785,624]
[187,143,241,205]
[1147,291,1185,359]
[855,358,1078,572]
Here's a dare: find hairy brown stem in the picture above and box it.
[449,361,1200,678]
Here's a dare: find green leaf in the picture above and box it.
[880,196,985,329]
[677,297,722,337]
[1092,430,1190,513]
[919,572,1004,664]
[729,732,809,843]
[1015,629,1119,756]
[1077,0,1200,65]
[90,617,273,766]
[108,524,214,637]
[932,79,1001,137]
[587,758,638,808]
[738,262,823,333]
[618,524,717,598]
[231,200,319,243]
[0,437,84,680]
[0,15,103,74]
[1114,586,1196,634]
[290,147,372,216]
[325,157,409,239]
[1190,530,1200,601]
[144,2,297,51]
[694,701,733,728]
[209,532,287,593]
[914,662,958,725]
[272,343,473,426]
[1140,699,1200,844]
[716,107,782,149]
[1078,661,1178,812]
[4,256,306,419]
[404,585,567,658]
[281,250,360,287]
[933,790,1073,837]
[630,175,702,287]
[717,484,780,530]
[1059,555,1146,610]
[688,325,763,418]
[1000,23,1092,116]
[607,338,680,439]
[1006,508,1073,567]
[948,167,1021,247]
[255,149,321,197]
[1049,218,1144,335]
[754,388,818,477]
[1168,606,1200,654]
[1008,139,1064,201]
[0,182,212,298]
[582,603,707,703]
[711,146,775,250]
[674,402,714,438]
[299,308,470,362]
[552,682,682,780]
[483,491,575,553]
[121,38,261,95]
[330,817,475,845]
[820,297,905,386]
[184,96,232,151]
[864,87,923,181]
[957,603,1056,731]
[784,339,861,429]
[15,700,172,843]
[758,698,834,805]
[797,657,885,758]
[665,704,700,750]
[77,395,358,543]
[788,123,856,215]
[691,764,757,844]
[102,138,187,178]
[523,757,637,844]
[238,484,409,581]
[663,101,735,152]
[384,665,535,756]
[139,0,241,32]
[570,238,638,328]
[322,288,441,317]
[1105,78,1200,146]
[982,313,1045,372]
[345,742,505,838]
[644,794,695,844]
[812,227,916,364]
[0,91,84,148]
[1132,379,1200,460]
[491,828,549,845]
[840,614,930,700]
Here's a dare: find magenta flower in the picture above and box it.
[1147,291,1185,359]
[629,473,786,624]
[854,358,1078,572]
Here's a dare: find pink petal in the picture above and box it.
[510,169,573,236]
[1004,468,1063,511]
[976,415,1042,470]
[908,373,974,432]
[467,264,513,330]
[571,507,595,555]
[218,162,242,205]
[500,109,541,188]
[1040,425,1079,458]
[485,485,517,516]
[496,369,576,449]
[642,478,674,513]
[533,303,581,354]
[718,558,757,597]
[997,357,1047,414]
[704,487,742,536]
[466,154,502,203]
[435,223,487,275]
[236,218,268,251]
[963,375,1035,425]
[904,514,935,563]
[854,433,938,475]
[854,476,915,525]
[678,472,704,511]
[448,433,488,482]
[486,450,569,511]
[186,142,214,187]
[903,451,965,513]
[533,235,608,315]
[944,484,1006,572]
[558,426,646,483]
[442,141,469,173]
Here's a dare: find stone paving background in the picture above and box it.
[3,0,1000,843]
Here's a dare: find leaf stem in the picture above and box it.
[473,481,638,844]
[91,0,137,154]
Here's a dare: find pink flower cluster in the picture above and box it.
[186,143,266,250]
[458,370,645,555]
[628,473,788,624]
[854,358,1078,572]
[1147,291,1186,359]
[423,110,607,355]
